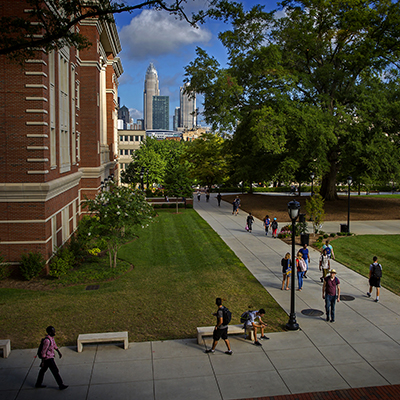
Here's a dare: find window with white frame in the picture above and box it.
[49,51,56,167]
[59,54,70,173]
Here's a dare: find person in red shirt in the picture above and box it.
[35,326,68,390]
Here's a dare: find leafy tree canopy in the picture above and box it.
[185,0,400,199]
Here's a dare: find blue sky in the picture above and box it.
[114,0,282,128]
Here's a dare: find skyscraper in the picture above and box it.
[143,63,160,130]
[180,83,196,129]
[152,96,169,130]
[173,107,180,131]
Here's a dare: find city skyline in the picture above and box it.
[114,0,281,127]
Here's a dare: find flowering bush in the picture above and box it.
[88,248,101,256]
[83,183,156,268]
[278,225,292,238]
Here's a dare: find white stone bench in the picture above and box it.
[77,331,128,353]
[197,324,255,344]
[0,339,11,358]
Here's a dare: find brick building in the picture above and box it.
[0,0,123,264]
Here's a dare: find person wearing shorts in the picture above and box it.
[367,256,382,302]
[205,298,232,355]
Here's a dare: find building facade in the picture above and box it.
[179,83,196,130]
[118,130,145,175]
[0,1,123,264]
[143,63,159,130]
[152,96,169,130]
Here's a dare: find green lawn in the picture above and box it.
[333,234,400,295]
[0,209,288,349]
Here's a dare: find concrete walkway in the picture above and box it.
[1,198,400,400]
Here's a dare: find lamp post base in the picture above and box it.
[286,315,299,331]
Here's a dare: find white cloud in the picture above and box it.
[119,10,212,60]
[129,108,143,119]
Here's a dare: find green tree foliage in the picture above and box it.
[185,0,400,200]
[164,160,193,213]
[19,252,46,280]
[1,0,223,63]
[182,133,229,189]
[305,194,326,234]
[83,183,155,268]
[121,138,185,189]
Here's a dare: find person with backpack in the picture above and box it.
[271,218,278,238]
[322,269,340,323]
[322,240,335,259]
[367,256,382,302]
[281,252,291,290]
[35,326,68,390]
[263,215,270,236]
[298,243,310,279]
[216,193,222,206]
[296,252,307,291]
[205,298,233,355]
[319,248,331,282]
[246,212,254,233]
[243,309,268,346]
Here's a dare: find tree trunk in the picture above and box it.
[176,198,179,214]
[320,159,338,200]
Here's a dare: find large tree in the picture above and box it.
[185,0,400,200]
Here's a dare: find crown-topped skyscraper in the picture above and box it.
[143,63,160,130]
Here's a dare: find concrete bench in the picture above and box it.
[0,339,11,358]
[77,331,128,353]
[197,325,255,344]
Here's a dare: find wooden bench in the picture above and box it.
[77,331,128,353]
[197,324,255,344]
[0,339,11,358]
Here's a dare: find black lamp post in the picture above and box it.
[347,176,352,233]
[286,200,301,331]
[146,168,149,191]
[310,172,315,196]
[140,167,144,190]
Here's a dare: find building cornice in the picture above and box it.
[0,172,82,203]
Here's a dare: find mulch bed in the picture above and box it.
[223,193,400,224]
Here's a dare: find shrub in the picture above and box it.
[20,252,46,280]
[330,233,336,237]
[49,247,75,279]
[323,233,329,239]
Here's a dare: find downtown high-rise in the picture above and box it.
[143,63,160,130]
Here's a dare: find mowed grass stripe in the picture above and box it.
[333,234,400,295]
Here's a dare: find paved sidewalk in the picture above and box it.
[1,198,399,400]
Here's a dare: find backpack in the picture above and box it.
[281,258,285,267]
[271,220,278,229]
[222,306,232,325]
[37,337,50,359]
[372,263,382,278]
[240,310,252,324]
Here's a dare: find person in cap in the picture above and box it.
[271,218,278,238]
[35,326,68,390]
[322,269,340,323]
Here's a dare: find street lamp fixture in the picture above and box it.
[347,176,352,233]
[286,200,301,331]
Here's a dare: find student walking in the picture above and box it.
[296,253,307,291]
[246,213,254,232]
[205,298,232,355]
[281,252,291,290]
[322,240,335,259]
[263,215,270,236]
[35,326,68,390]
[271,218,278,238]
[216,193,222,206]
[319,249,331,282]
[323,269,340,322]
[298,243,310,278]
[367,256,382,302]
